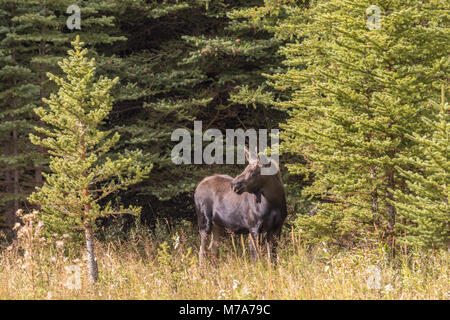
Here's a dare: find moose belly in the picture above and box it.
[211,201,272,234]
[214,220,250,234]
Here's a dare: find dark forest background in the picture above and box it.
[1,0,448,250]
[0,0,298,231]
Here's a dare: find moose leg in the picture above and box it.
[196,202,212,265]
[199,231,208,264]
[266,232,273,261]
[209,225,222,258]
[266,232,279,264]
[269,227,282,264]
[249,230,260,262]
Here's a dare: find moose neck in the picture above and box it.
[256,174,284,206]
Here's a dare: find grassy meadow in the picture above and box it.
[0,219,448,300]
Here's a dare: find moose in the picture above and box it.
[194,147,287,262]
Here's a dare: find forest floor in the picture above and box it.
[0,222,448,299]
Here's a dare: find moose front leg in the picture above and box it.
[267,221,283,264]
[266,231,280,264]
[266,232,273,262]
[248,230,260,262]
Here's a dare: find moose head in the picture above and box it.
[231,147,275,195]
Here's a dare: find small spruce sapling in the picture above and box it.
[29,36,152,283]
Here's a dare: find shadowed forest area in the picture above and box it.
[0,0,448,300]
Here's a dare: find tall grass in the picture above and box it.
[0,219,448,300]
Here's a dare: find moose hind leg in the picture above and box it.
[208,225,222,258]
[199,231,208,264]
[196,203,213,264]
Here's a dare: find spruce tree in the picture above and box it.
[29,36,151,282]
[104,0,286,204]
[0,0,126,227]
[11,0,126,186]
[0,0,40,228]
[268,0,449,247]
[394,87,449,249]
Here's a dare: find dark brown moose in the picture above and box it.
[194,148,287,263]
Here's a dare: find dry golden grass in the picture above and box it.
[0,221,448,300]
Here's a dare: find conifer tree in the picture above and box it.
[11,0,126,186]
[29,36,151,282]
[0,0,40,228]
[268,0,449,247]
[394,87,449,249]
[0,0,126,227]
[104,0,287,203]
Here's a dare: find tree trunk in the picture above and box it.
[385,168,396,231]
[85,224,98,283]
[370,167,378,213]
[12,128,19,215]
[34,3,47,188]
[385,167,397,253]
[3,137,14,227]
[4,3,19,231]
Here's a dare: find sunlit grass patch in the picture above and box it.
[0,223,448,300]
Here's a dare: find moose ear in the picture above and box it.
[244,146,250,162]
[245,146,258,164]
